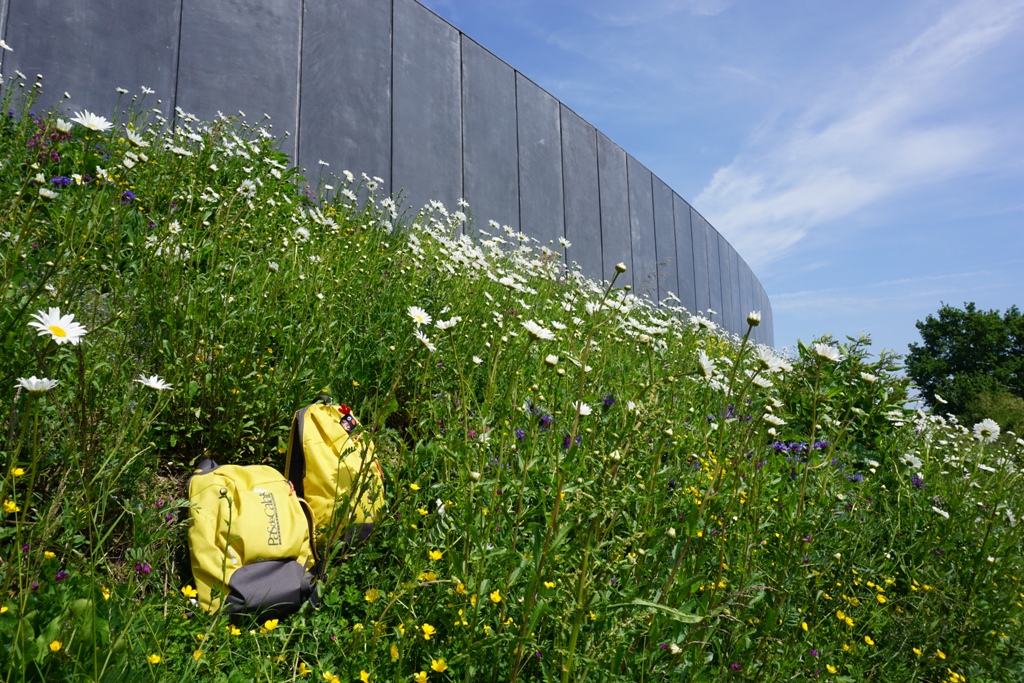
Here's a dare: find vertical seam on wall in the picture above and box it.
[389,0,395,200]
[295,0,304,167]
[457,29,465,234]
[625,153,635,294]
[514,72,522,234]
[558,105,568,268]
[170,0,185,126]
[0,0,11,73]
[651,173,660,305]
[595,130,604,283]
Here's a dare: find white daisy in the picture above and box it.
[293,227,310,242]
[414,329,436,352]
[558,237,572,248]
[39,187,57,199]
[472,356,484,365]
[814,343,841,362]
[408,306,432,326]
[135,374,173,391]
[544,354,558,366]
[16,376,58,393]
[576,402,592,416]
[125,128,149,147]
[746,311,761,327]
[238,179,257,198]
[973,418,1000,444]
[763,413,786,426]
[860,372,877,384]
[435,316,461,331]
[28,307,88,345]
[70,110,113,132]
[931,506,950,519]
[55,119,72,133]
[0,39,12,52]
[697,350,716,380]
[521,320,555,341]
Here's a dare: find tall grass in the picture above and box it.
[0,78,1021,682]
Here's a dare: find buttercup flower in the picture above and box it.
[28,307,88,345]
[431,659,448,673]
[70,110,113,132]
[421,623,436,640]
[3,500,20,514]
[429,549,443,561]
[146,654,161,664]
[490,590,502,604]
[49,640,62,652]
[413,672,428,683]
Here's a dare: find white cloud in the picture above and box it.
[697,0,1024,269]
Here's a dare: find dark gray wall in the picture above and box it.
[1,0,772,344]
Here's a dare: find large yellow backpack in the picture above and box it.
[187,459,318,617]
[284,397,386,547]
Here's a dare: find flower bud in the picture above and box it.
[746,311,761,327]
[615,262,628,273]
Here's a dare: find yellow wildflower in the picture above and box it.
[836,610,846,621]
[3,500,20,514]
[49,640,62,652]
[937,649,946,659]
[470,594,477,607]
[297,662,312,676]
[876,594,886,604]
[193,649,203,660]
[390,644,399,661]
[913,647,922,656]
[228,624,241,636]
[429,549,443,561]
[842,643,851,652]
[44,551,56,559]
[864,636,875,646]
[365,588,381,602]
[422,623,436,640]
[431,659,448,673]
[801,622,808,632]
[264,618,279,631]
[490,590,502,604]
[0,606,7,614]
[353,623,364,632]
[101,586,110,600]
[455,582,467,595]
[11,467,25,477]
[409,484,420,491]
[360,671,371,682]
[323,673,340,683]
[413,671,428,683]
[544,581,556,589]
[417,508,428,516]
[146,654,161,664]
[826,665,837,674]
[181,585,198,599]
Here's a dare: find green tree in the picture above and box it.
[906,302,1024,426]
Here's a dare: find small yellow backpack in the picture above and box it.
[284,397,386,547]
[187,459,318,617]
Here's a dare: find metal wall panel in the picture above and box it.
[299,1,391,195]
[690,208,711,315]
[707,224,723,324]
[765,297,775,347]
[740,261,754,335]
[597,132,631,288]
[729,247,743,334]
[462,37,518,231]
[178,0,300,159]
[517,74,564,248]
[2,0,180,117]
[718,233,735,335]
[392,0,462,214]
[626,155,656,301]
[652,177,678,306]
[673,194,697,315]
[560,105,601,276]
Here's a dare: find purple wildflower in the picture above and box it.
[515,428,526,441]
[54,570,70,582]
[602,394,616,407]
[120,189,136,204]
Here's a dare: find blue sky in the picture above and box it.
[418,0,1024,359]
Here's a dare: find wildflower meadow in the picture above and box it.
[0,75,1022,682]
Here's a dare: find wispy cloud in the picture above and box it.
[697,0,1024,269]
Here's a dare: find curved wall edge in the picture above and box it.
[0,0,773,346]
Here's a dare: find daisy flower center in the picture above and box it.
[48,325,68,338]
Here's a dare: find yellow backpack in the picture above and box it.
[284,397,386,547]
[187,459,319,617]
